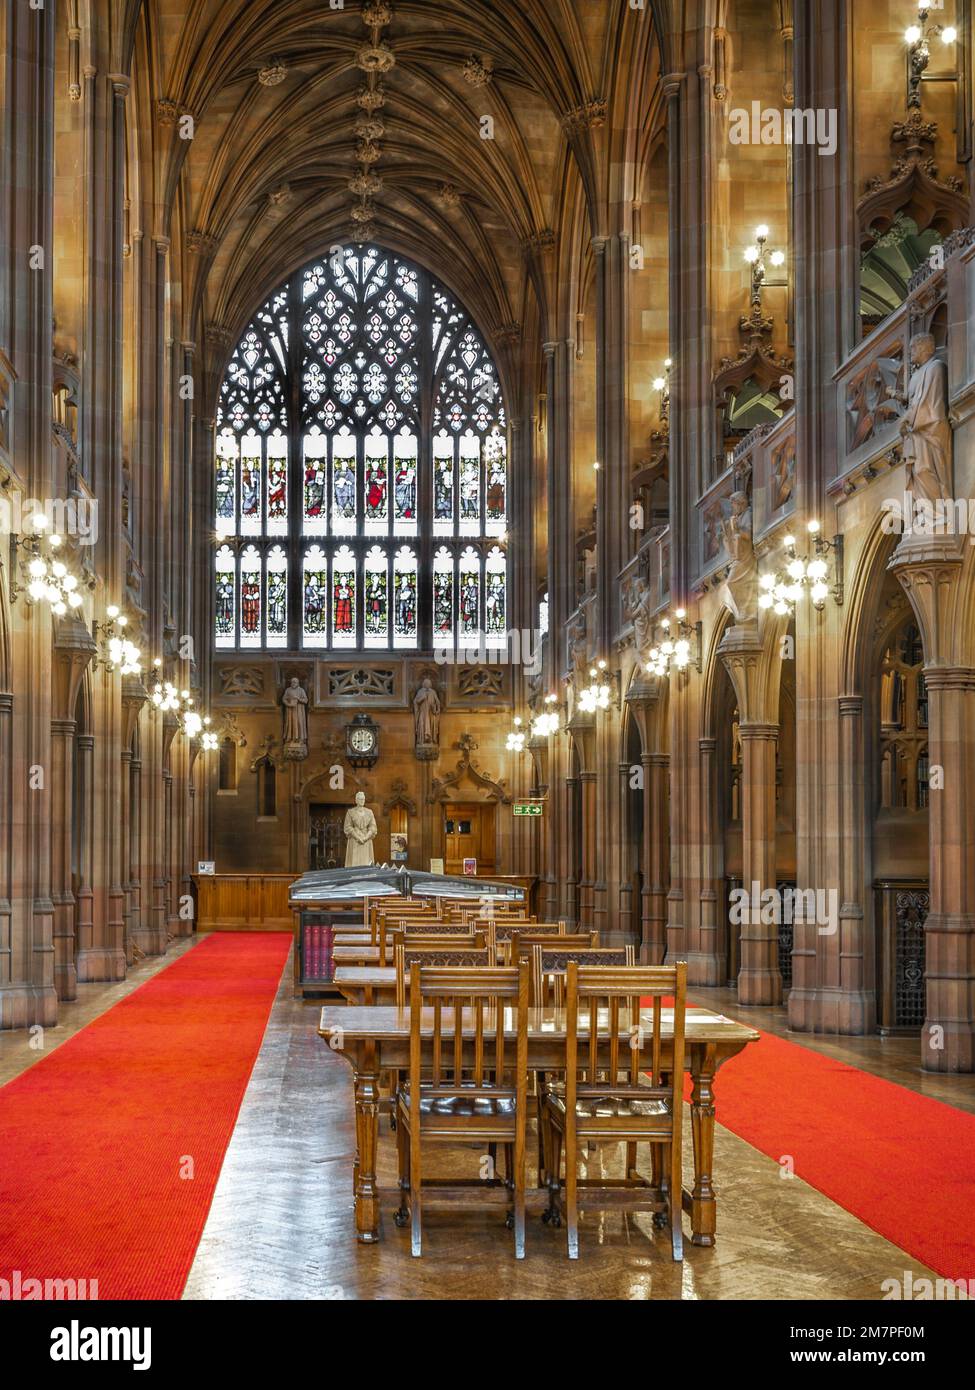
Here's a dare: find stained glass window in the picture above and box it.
[215,546,236,649]
[364,545,388,647]
[393,546,418,647]
[332,545,356,648]
[266,546,288,648]
[214,245,507,650]
[240,545,262,648]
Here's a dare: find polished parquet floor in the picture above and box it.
[2,935,968,1301]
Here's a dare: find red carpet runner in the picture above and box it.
[702,1024,975,1283]
[0,932,291,1300]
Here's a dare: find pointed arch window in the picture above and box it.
[213,245,508,651]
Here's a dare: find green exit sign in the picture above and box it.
[513,801,544,817]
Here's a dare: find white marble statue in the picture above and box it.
[344,791,378,868]
[720,490,758,624]
[899,332,953,505]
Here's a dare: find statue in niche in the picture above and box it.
[344,790,378,867]
[719,490,758,624]
[624,573,655,658]
[567,608,589,681]
[898,332,953,506]
[281,676,309,760]
[413,676,441,754]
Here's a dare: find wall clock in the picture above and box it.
[345,713,380,769]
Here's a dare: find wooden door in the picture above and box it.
[443,802,495,875]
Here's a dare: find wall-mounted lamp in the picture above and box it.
[906,4,957,109]
[95,606,142,674]
[578,660,612,713]
[11,515,85,615]
[758,519,844,615]
[506,716,527,753]
[645,608,703,677]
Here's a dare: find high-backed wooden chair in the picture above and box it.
[529,944,634,1007]
[380,915,476,959]
[395,962,530,1258]
[504,928,595,963]
[541,961,686,1261]
[393,944,492,1007]
[491,918,557,944]
[391,929,486,957]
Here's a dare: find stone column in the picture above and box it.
[645,752,670,963]
[720,627,783,1005]
[891,532,975,1071]
[50,717,77,1000]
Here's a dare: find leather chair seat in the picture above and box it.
[545,1082,669,1120]
[400,1084,516,1118]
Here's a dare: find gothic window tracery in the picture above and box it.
[214,246,507,650]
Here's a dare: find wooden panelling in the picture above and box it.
[194,874,295,931]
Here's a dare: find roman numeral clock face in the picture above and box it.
[346,718,379,766]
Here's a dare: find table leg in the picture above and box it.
[353,1043,381,1242]
[688,1044,717,1247]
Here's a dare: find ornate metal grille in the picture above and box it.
[894,888,927,1028]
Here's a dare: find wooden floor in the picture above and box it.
[2,936,969,1300]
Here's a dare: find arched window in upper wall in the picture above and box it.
[213,246,508,652]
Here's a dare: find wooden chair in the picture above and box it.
[394,944,492,1008]
[395,962,530,1258]
[494,919,564,944]
[541,961,686,1261]
[380,915,474,959]
[530,944,634,1007]
[504,929,595,963]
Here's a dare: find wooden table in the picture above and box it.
[319,1004,760,1247]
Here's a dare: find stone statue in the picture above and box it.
[625,573,655,658]
[281,677,308,759]
[898,332,952,505]
[719,490,758,624]
[344,790,378,867]
[413,677,441,750]
[567,608,589,681]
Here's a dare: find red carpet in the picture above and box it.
[0,932,290,1300]
[703,1022,975,1283]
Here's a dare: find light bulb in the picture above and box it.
[905,24,921,42]
[664,358,672,368]
[675,608,686,620]
[68,592,83,608]
[28,558,46,578]
[787,559,805,581]
[807,558,828,581]
[770,250,785,268]
[759,573,776,590]
[774,600,788,615]
[28,580,46,601]
[47,533,61,548]
[759,593,774,609]
[52,601,67,616]
[653,377,666,391]
[754,224,769,240]
[30,513,48,531]
[106,605,120,619]
[807,518,821,534]
[63,574,77,591]
[744,246,759,264]
[943,27,957,44]
[51,561,66,578]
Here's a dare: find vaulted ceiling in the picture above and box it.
[119,0,665,375]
